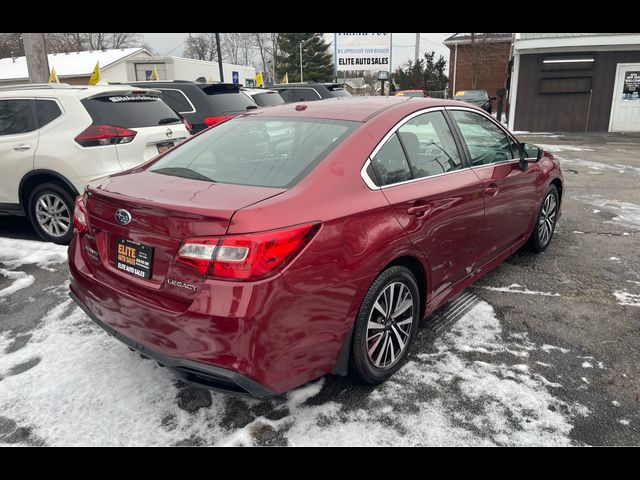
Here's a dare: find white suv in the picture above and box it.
[0,83,190,244]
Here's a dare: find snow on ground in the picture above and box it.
[480,283,560,297]
[613,290,640,307]
[0,288,592,446]
[557,156,640,175]
[572,195,640,231]
[0,238,68,304]
[536,144,595,152]
[0,237,68,270]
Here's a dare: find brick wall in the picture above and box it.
[448,41,511,112]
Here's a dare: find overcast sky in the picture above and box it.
[142,33,452,70]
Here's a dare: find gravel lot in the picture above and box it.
[1,131,638,446]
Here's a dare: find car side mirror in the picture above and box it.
[519,143,544,170]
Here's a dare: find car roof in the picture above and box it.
[270,82,345,89]
[0,83,160,99]
[245,96,464,122]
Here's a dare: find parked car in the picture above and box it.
[454,89,494,114]
[269,82,351,102]
[69,96,563,397]
[0,83,190,244]
[119,81,259,133]
[395,90,430,98]
[241,87,285,107]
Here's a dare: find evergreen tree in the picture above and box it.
[393,51,448,92]
[274,33,333,83]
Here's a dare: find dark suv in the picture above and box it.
[269,83,351,103]
[453,89,494,114]
[121,81,259,133]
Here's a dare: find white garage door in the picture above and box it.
[609,63,640,132]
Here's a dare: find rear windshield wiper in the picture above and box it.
[158,117,181,125]
[246,105,259,110]
[152,167,215,182]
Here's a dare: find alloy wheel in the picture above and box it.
[35,193,71,238]
[538,193,557,247]
[366,281,415,369]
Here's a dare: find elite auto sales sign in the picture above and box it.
[336,33,391,72]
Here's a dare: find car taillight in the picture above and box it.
[73,195,89,235]
[74,124,137,147]
[176,223,320,281]
[203,115,235,128]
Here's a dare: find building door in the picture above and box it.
[609,63,640,132]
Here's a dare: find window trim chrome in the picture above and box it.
[360,106,460,190]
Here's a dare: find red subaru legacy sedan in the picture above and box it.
[68,96,563,397]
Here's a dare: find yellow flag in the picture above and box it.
[49,67,59,83]
[282,72,288,84]
[255,71,264,88]
[149,66,159,81]
[88,62,100,85]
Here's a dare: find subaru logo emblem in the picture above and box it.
[165,128,173,138]
[115,209,132,225]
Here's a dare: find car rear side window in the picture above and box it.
[450,110,516,166]
[158,89,194,113]
[251,92,285,107]
[372,133,412,186]
[36,99,62,128]
[397,111,463,178]
[0,99,35,136]
[81,95,182,128]
[148,117,358,188]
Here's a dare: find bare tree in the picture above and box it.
[184,33,217,61]
[468,33,506,89]
[221,33,254,65]
[45,33,145,53]
[0,33,25,58]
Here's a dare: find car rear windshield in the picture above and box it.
[82,94,182,128]
[199,84,258,113]
[251,92,285,107]
[148,116,358,188]
[402,91,425,97]
[455,90,488,101]
[327,86,351,97]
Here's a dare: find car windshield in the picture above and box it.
[455,90,488,101]
[148,116,358,188]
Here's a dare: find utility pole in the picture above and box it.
[215,32,224,82]
[414,33,420,63]
[23,33,49,83]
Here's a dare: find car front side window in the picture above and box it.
[450,110,516,166]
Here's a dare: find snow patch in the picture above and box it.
[536,144,594,152]
[481,284,560,297]
[573,195,640,231]
[581,362,593,369]
[0,237,68,270]
[613,290,640,307]
[0,268,35,300]
[619,419,630,426]
[612,400,620,407]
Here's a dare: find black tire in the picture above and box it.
[349,265,420,384]
[527,184,559,253]
[27,182,75,245]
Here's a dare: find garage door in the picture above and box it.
[609,63,640,132]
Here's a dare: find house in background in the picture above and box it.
[444,33,513,112]
[0,48,256,86]
[508,33,640,132]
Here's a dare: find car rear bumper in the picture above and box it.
[69,290,275,398]
[68,235,361,395]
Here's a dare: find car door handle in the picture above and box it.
[13,143,31,151]
[484,184,499,197]
[407,203,431,217]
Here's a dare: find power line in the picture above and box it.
[162,40,187,56]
